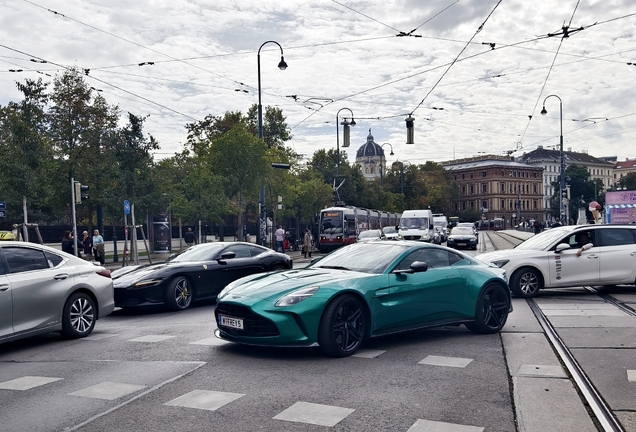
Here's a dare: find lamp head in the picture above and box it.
[278,56,288,70]
[350,118,356,127]
[390,150,394,156]
[540,106,547,115]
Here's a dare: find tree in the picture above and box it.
[209,124,269,241]
[0,78,56,224]
[618,172,636,190]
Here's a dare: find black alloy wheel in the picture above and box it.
[466,283,510,334]
[318,294,366,357]
[510,267,542,298]
[61,292,96,339]
[165,276,193,311]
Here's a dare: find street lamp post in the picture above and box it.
[398,160,412,195]
[379,143,394,186]
[336,108,355,177]
[257,41,287,246]
[541,95,565,224]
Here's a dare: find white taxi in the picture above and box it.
[477,225,636,297]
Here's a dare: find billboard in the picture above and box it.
[152,214,171,253]
[605,190,636,224]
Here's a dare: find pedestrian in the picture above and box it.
[92,229,105,265]
[274,225,285,252]
[303,228,313,259]
[61,230,75,255]
[184,227,196,246]
[533,220,541,235]
[82,231,93,260]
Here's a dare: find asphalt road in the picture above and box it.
[1,232,635,432]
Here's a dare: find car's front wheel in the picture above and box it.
[510,267,542,298]
[465,283,510,334]
[165,276,193,311]
[318,294,366,357]
[61,292,96,339]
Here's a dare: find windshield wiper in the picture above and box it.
[317,265,351,271]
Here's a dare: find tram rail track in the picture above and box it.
[487,230,627,432]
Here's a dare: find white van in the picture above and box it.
[399,209,434,241]
[432,213,449,242]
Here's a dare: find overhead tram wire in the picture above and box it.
[21,0,249,90]
[0,44,199,122]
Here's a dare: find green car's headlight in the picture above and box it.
[491,260,510,268]
[275,286,319,307]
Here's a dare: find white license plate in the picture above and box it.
[458,243,466,246]
[220,315,244,330]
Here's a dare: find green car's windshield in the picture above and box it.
[310,243,410,274]
[167,244,225,262]
[514,227,571,251]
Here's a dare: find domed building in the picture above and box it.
[355,129,385,181]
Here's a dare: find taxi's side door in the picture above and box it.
[549,231,599,286]
[597,228,636,284]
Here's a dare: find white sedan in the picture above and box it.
[477,224,636,298]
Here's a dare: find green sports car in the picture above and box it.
[214,241,511,357]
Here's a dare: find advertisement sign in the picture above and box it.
[605,190,636,224]
[152,214,171,253]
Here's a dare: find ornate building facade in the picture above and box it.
[354,130,385,181]
[442,155,544,225]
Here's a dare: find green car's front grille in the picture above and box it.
[216,303,280,337]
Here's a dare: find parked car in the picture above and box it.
[0,242,114,344]
[357,229,385,242]
[214,241,511,357]
[446,227,478,250]
[382,226,399,240]
[477,224,636,298]
[112,242,292,310]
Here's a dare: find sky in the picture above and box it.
[1,0,635,167]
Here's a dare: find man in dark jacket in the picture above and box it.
[184,228,196,246]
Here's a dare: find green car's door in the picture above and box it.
[382,248,466,330]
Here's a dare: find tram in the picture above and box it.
[492,217,504,230]
[317,206,401,252]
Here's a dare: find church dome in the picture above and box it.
[356,129,384,158]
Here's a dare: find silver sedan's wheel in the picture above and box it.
[165,277,193,311]
[511,267,542,298]
[61,292,96,339]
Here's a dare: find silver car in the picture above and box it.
[0,242,114,344]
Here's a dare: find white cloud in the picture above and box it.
[1,0,635,165]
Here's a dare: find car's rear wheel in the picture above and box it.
[465,283,510,334]
[165,276,193,311]
[510,267,542,298]
[318,295,366,357]
[61,292,96,339]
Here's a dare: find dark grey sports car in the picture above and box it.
[112,242,292,310]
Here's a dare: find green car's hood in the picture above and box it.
[221,267,372,301]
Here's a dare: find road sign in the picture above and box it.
[0,201,5,209]
[0,209,5,218]
[124,200,131,215]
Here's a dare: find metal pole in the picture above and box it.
[70,175,79,256]
[559,100,565,225]
[123,213,128,267]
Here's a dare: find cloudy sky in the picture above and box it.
[1,0,635,167]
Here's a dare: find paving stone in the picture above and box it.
[189,337,229,346]
[542,309,627,316]
[82,333,118,341]
[273,401,354,427]
[517,364,566,378]
[548,316,636,328]
[558,327,636,348]
[0,376,63,390]
[418,355,473,368]
[164,390,244,411]
[501,298,542,333]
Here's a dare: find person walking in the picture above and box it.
[61,230,75,255]
[184,227,196,247]
[274,225,285,252]
[81,231,93,260]
[533,220,541,235]
[92,229,105,265]
[303,228,313,259]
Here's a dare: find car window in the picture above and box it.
[4,247,49,273]
[394,250,422,271]
[249,245,266,257]
[599,228,635,247]
[448,251,466,266]
[418,249,450,268]
[223,244,251,258]
[45,251,64,268]
[562,230,595,248]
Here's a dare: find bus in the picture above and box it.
[318,206,401,252]
[448,216,459,229]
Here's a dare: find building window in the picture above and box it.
[462,174,465,179]
[470,173,474,179]
[482,200,487,209]
[501,199,505,209]
[370,167,374,174]
[482,184,487,193]
[482,171,487,177]
[470,201,474,208]
[462,186,466,194]
[470,185,474,194]
[534,200,538,209]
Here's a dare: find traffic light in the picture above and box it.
[74,181,89,204]
[405,115,415,144]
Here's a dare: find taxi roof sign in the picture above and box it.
[0,230,16,241]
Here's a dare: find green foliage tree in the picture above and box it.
[618,172,636,190]
[460,208,481,222]
[549,164,601,220]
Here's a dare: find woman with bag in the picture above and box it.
[92,229,105,265]
[303,228,312,259]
